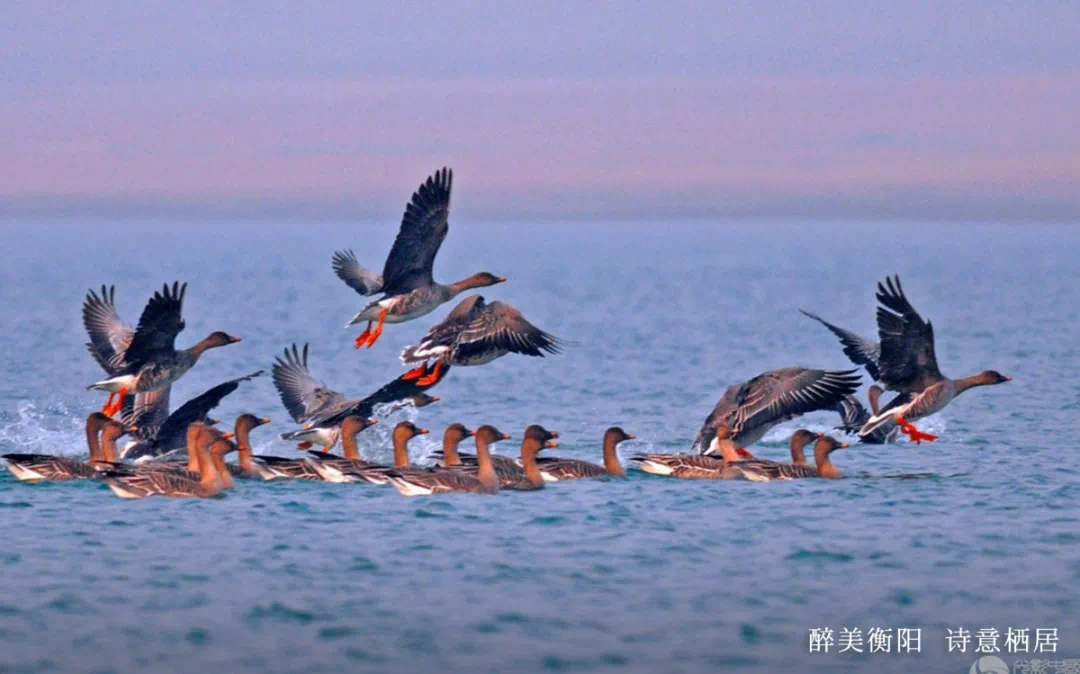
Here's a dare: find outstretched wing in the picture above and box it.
[83,285,134,374]
[151,370,265,445]
[875,275,942,391]
[124,282,187,368]
[450,301,563,362]
[380,168,452,294]
[799,309,882,381]
[332,249,384,296]
[272,343,345,423]
[729,368,863,437]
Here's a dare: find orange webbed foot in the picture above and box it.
[402,363,428,381]
[416,361,443,387]
[354,323,373,349]
[896,415,938,444]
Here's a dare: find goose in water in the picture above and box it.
[630,425,772,480]
[101,422,229,481]
[385,425,510,496]
[301,416,383,482]
[809,435,849,479]
[427,423,516,471]
[527,427,633,481]
[856,276,1010,443]
[399,295,563,386]
[692,367,861,454]
[228,414,272,479]
[84,283,240,417]
[272,343,442,452]
[1,413,125,481]
[120,370,263,461]
[101,430,236,499]
[332,168,506,349]
[435,425,557,490]
[328,421,429,485]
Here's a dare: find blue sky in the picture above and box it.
[1,1,1077,221]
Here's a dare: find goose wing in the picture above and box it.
[124,282,187,368]
[272,343,345,424]
[799,309,882,381]
[450,300,563,361]
[332,249,384,296]
[82,285,134,374]
[728,368,863,437]
[875,275,943,391]
[381,168,452,294]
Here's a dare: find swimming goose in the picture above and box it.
[385,425,509,496]
[273,343,443,451]
[811,436,850,479]
[84,283,240,417]
[427,422,517,470]
[120,370,264,461]
[331,421,429,485]
[332,168,506,349]
[101,422,228,481]
[101,431,236,499]
[302,416,382,482]
[630,425,771,480]
[229,414,272,478]
[1,413,121,481]
[692,367,861,455]
[435,425,558,489]
[528,427,633,481]
[400,295,563,386]
[723,428,823,480]
[856,276,1010,443]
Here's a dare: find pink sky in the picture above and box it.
[2,2,1078,221]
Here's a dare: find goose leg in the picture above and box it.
[416,360,444,387]
[402,363,429,380]
[896,415,938,444]
[354,322,373,349]
[104,388,128,417]
[101,391,116,414]
[364,310,388,348]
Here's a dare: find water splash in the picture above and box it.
[0,401,86,456]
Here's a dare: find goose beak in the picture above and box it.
[128,425,139,433]
[368,418,378,426]
[431,396,440,402]
[228,336,242,344]
[418,428,429,435]
[466,430,476,437]
[1004,376,1012,381]
[502,433,512,440]
[260,417,271,425]
[839,442,848,448]
[544,441,559,449]
[626,433,636,440]
[496,276,507,283]
[817,432,824,437]
[549,431,560,439]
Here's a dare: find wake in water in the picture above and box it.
[0,401,87,457]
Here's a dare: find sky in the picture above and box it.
[1,1,1078,222]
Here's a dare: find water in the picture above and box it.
[0,219,1077,673]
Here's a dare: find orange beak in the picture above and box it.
[228,336,242,344]
[626,433,636,439]
[817,432,824,437]
[839,442,848,448]
[466,430,476,437]
[418,428,429,435]
[496,276,507,283]
[502,433,512,440]
[544,440,559,448]
[260,417,271,425]
[431,396,440,402]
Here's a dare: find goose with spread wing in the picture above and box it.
[83,283,240,417]
[272,343,442,452]
[399,295,563,386]
[332,168,506,350]
[691,367,861,454]
[120,370,264,462]
[857,276,1010,443]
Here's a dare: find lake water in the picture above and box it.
[0,219,1076,673]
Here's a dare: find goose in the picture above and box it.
[83,283,240,417]
[692,367,861,454]
[100,431,236,499]
[1,413,125,481]
[329,421,429,485]
[385,425,509,496]
[857,276,1010,442]
[399,295,563,386]
[272,343,443,452]
[301,416,383,482]
[120,370,263,461]
[332,168,505,350]
[528,427,633,481]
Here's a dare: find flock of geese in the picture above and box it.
[1,169,1011,498]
